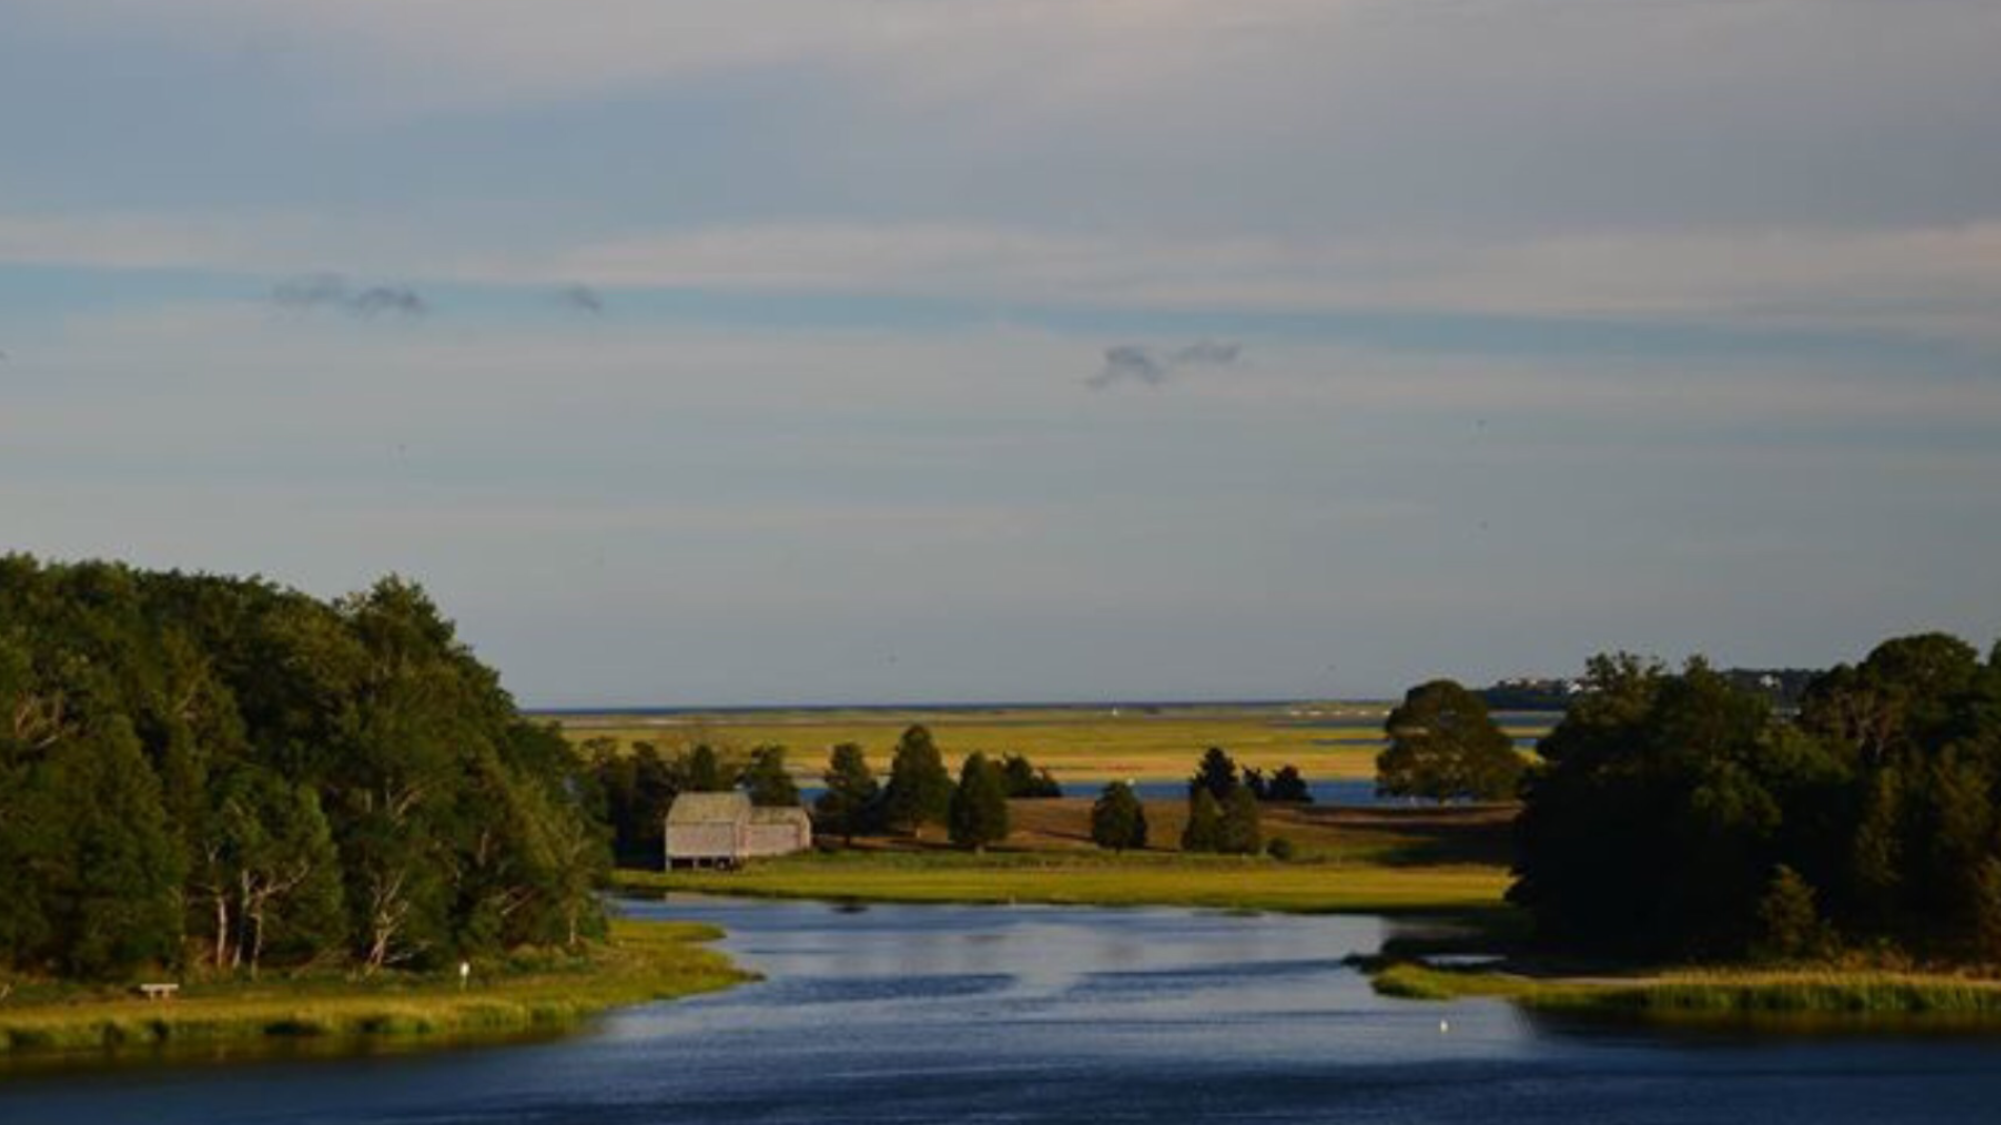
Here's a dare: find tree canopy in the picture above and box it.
[0,556,606,980]
[1512,636,2001,962]
[1090,782,1148,852]
[882,725,953,834]
[947,752,1011,851]
[1377,679,1524,802]
[815,742,880,844]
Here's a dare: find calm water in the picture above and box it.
[5,896,2001,1124]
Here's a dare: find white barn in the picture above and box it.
[664,792,813,868]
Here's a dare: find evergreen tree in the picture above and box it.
[1090,781,1148,852]
[744,744,802,807]
[882,725,953,834]
[999,753,1063,798]
[680,743,730,792]
[1218,787,1263,855]
[1181,789,1223,853]
[816,742,880,845]
[1189,747,1239,803]
[948,752,1011,852]
[1266,765,1313,804]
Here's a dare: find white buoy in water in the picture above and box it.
[1439,1018,1450,1034]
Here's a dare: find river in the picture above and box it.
[4,896,2000,1123]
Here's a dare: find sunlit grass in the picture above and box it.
[1371,962,2001,1022]
[620,853,1513,916]
[549,705,1552,783]
[0,920,750,1059]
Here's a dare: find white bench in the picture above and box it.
[136,983,180,1001]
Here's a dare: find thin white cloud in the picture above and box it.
[7,205,2001,349]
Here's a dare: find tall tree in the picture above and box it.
[882,725,953,834]
[816,742,879,845]
[1218,787,1263,856]
[743,744,802,807]
[1181,789,1223,853]
[1090,782,1148,852]
[1189,747,1239,802]
[1378,679,1523,802]
[948,753,1011,852]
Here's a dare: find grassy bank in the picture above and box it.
[620,851,1513,917]
[1372,961,2001,1023]
[0,919,751,1061]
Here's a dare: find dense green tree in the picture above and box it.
[1090,782,1148,852]
[1189,747,1239,802]
[680,743,731,793]
[882,725,953,834]
[816,742,880,845]
[0,555,608,980]
[948,753,1011,852]
[999,753,1063,798]
[1506,639,2001,962]
[744,744,802,807]
[1218,787,1263,856]
[1378,680,1523,802]
[44,720,186,977]
[1265,765,1313,804]
[1181,789,1223,853]
[1511,658,1838,957]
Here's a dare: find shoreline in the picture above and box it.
[0,919,753,1066]
[1367,959,2001,1028]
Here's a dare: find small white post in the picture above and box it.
[459,960,471,991]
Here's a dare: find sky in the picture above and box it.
[2,0,1998,706]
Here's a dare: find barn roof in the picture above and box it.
[666,792,750,824]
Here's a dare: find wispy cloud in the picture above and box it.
[555,284,605,314]
[272,273,429,319]
[1087,341,1243,390]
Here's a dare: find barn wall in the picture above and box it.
[667,823,741,860]
[744,823,807,858]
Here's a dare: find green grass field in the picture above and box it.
[547,703,1555,783]
[0,919,750,1061]
[622,855,1513,916]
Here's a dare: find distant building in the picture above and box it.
[664,792,812,868]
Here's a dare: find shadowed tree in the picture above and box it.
[1218,787,1263,856]
[1181,789,1223,853]
[883,725,953,834]
[1189,747,1239,803]
[1378,679,1523,802]
[1090,781,1148,852]
[948,752,1011,852]
[744,744,801,807]
[816,742,879,845]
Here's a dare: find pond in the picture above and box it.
[4,896,2000,1123]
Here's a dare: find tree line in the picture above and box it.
[813,725,1030,852]
[1512,633,2001,963]
[0,557,604,981]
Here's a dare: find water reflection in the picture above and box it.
[3,897,2001,1124]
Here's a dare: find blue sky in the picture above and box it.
[2,0,1998,705]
